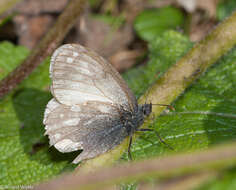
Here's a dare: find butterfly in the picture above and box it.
[43,44,156,164]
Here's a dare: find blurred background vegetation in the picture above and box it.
[0,0,236,189]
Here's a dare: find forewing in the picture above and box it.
[44,98,128,163]
[50,44,137,111]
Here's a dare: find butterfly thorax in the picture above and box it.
[121,103,152,135]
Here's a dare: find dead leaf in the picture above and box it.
[177,0,219,17]
[73,14,134,59]
[189,11,216,42]
[13,15,54,48]
[15,0,67,15]
[109,49,145,72]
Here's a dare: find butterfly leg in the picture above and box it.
[137,128,174,150]
[128,135,133,161]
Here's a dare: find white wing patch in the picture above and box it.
[63,118,80,126]
[43,98,120,155]
[49,44,136,110]
[73,52,79,57]
[67,57,73,63]
[43,98,60,124]
[70,105,81,112]
[97,104,112,113]
[55,139,83,153]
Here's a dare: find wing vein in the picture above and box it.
[53,65,93,76]
[53,68,92,78]
[53,87,107,98]
[53,77,92,85]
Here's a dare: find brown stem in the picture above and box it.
[34,142,236,190]
[0,0,86,98]
[140,172,217,190]
[0,0,22,15]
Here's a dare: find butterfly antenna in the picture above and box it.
[152,103,175,111]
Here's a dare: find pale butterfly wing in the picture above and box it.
[44,44,138,163]
[50,44,137,111]
[44,98,128,163]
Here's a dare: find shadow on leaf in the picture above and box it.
[13,88,79,167]
[203,94,236,146]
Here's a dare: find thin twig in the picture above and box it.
[0,0,22,15]
[34,142,236,190]
[139,172,217,190]
[0,0,86,98]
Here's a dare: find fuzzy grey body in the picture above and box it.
[71,104,152,163]
[121,104,152,135]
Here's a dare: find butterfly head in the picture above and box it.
[142,103,152,116]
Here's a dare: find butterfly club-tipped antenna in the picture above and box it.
[143,85,175,112]
[152,103,175,111]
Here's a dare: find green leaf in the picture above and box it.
[122,31,236,189]
[134,6,185,41]
[197,168,236,190]
[217,0,236,21]
[1,28,236,189]
[91,13,125,29]
[123,31,193,98]
[0,0,22,15]
[88,0,102,8]
[0,41,76,186]
[0,14,13,27]
[0,42,29,80]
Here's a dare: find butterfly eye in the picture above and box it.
[142,104,152,116]
[142,106,147,115]
[143,109,146,115]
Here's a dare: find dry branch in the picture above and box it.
[0,0,22,15]
[34,142,236,190]
[0,0,86,98]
